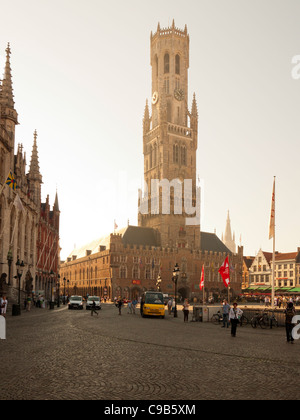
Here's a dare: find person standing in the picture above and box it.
[284,302,296,343]
[183,299,189,323]
[229,302,243,337]
[222,300,231,328]
[0,296,8,318]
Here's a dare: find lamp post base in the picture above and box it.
[12,304,21,316]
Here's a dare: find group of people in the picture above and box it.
[264,295,299,308]
[222,299,298,342]
[114,297,139,315]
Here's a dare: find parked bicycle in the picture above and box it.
[251,311,278,329]
[211,311,223,325]
[211,311,249,327]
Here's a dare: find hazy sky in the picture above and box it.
[0,0,299,259]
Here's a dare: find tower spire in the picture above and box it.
[29,130,41,177]
[28,130,42,205]
[1,43,15,109]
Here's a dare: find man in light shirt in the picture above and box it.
[222,300,231,328]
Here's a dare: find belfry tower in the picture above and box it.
[138,21,200,250]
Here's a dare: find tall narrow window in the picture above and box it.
[164,53,170,74]
[175,54,180,75]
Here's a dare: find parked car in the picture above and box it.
[68,295,84,310]
[86,296,101,310]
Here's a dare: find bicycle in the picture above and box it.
[239,314,249,327]
[251,311,279,329]
[211,311,223,325]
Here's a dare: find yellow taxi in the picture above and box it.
[140,291,165,318]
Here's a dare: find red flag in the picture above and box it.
[200,265,204,290]
[218,256,230,288]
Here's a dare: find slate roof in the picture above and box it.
[122,226,160,247]
[200,232,232,254]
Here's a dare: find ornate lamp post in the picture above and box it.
[57,274,60,308]
[172,263,180,318]
[50,270,55,309]
[156,274,162,291]
[63,277,66,305]
[7,248,13,285]
[16,258,25,315]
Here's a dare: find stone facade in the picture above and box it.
[0,44,59,304]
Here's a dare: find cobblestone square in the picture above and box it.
[1,303,299,400]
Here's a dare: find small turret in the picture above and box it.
[28,130,42,206]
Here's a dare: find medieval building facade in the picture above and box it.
[60,22,243,303]
[0,44,60,305]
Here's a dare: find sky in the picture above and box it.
[0,0,299,260]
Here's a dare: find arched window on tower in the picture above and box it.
[181,146,187,166]
[173,144,179,164]
[164,53,170,74]
[155,55,158,78]
[175,54,180,75]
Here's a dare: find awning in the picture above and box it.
[287,287,300,293]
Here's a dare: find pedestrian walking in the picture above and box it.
[132,299,137,314]
[91,300,99,316]
[127,300,132,314]
[167,298,172,315]
[222,300,231,328]
[117,297,123,315]
[26,295,32,312]
[229,302,243,337]
[284,302,296,343]
[183,299,189,322]
[0,296,8,318]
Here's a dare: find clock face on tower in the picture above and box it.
[152,91,159,105]
[174,88,184,101]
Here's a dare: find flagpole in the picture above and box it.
[271,177,276,309]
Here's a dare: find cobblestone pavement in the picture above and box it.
[1,303,300,400]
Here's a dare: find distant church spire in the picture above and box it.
[222,210,236,254]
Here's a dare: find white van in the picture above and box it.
[68,295,84,310]
[86,296,101,310]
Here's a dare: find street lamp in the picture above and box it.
[172,263,180,318]
[7,249,13,285]
[15,258,25,315]
[57,274,60,308]
[63,277,66,305]
[50,270,55,309]
[156,274,162,291]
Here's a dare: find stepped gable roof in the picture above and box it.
[122,226,160,247]
[201,232,232,254]
[262,252,273,263]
